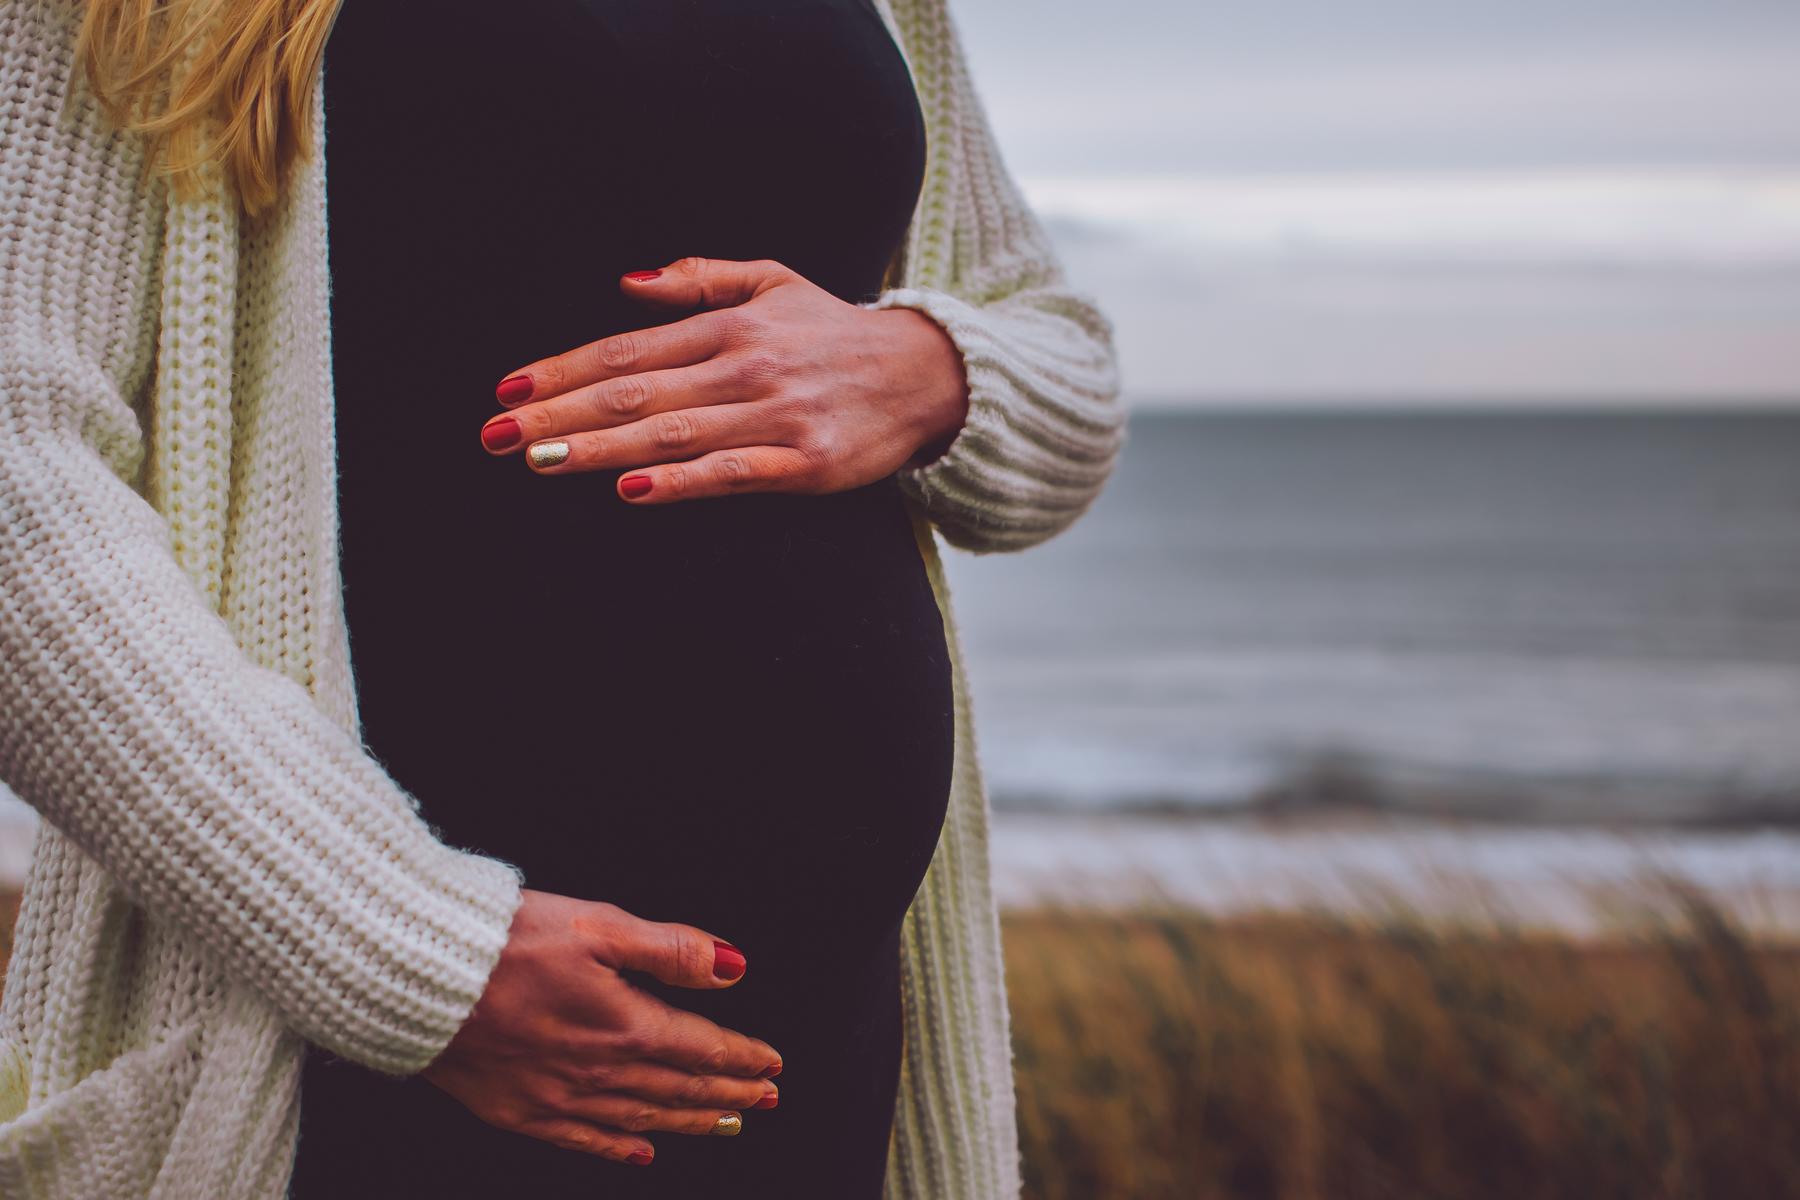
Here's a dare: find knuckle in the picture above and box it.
[737,349,785,386]
[486,1101,530,1132]
[651,410,700,453]
[550,1123,595,1152]
[579,899,624,939]
[623,1105,660,1133]
[523,1078,568,1114]
[714,454,756,490]
[610,1022,652,1058]
[576,1061,621,1092]
[764,395,816,440]
[790,381,834,414]
[677,1072,711,1106]
[792,441,835,486]
[603,374,654,417]
[661,464,689,497]
[597,332,641,373]
[574,917,619,961]
[532,361,566,397]
[670,926,706,978]
[699,1039,730,1075]
[715,309,757,344]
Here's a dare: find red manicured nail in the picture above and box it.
[481,417,521,452]
[496,374,533,405]
[754,1090,779,1110]
[620,474,654,499]
[624,269,662,282]
[712,940,746,981]
[759,1062,782,1079]
[626,1149,654,1166]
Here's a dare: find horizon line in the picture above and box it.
[1123,394,1800,415]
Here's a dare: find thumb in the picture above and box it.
[620,256,795,310]
[587,901,749,989]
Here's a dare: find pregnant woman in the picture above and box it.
[0,0,1121,1197]
[295,1,965,1195]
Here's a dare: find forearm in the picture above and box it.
[0,424,524,1075]
[1,3,529,1076]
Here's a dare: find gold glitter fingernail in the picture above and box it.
[527,440,569,469]
[711,1114,742,1137]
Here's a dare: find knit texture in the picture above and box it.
[870,0,1126,553]
[0,0,1122,1194]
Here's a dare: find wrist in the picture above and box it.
[885,307,970,469]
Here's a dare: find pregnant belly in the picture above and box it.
[344,474,955,954]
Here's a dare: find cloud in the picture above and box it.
[1024,170,1800,268]
[940,0,1800,404]
[953,0,1800,175]
[1024,172,1800,404]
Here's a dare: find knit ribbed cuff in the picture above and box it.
[862,285,1019,533]
[329,846,526,1077]
[863,282,1129,554]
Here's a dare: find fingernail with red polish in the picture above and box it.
[627,1149,654,1166]
[754,1090,779,1109]
[625,269,663,282]
[481,417,521,452]
[712,940,746,981]
[496,374,534,405]
[760,1062,782,1079]
[620,474,654,499]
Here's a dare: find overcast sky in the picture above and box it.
[949,0,1800,406]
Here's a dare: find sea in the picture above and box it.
[5,410,1800,920]
[943,409,1800,825]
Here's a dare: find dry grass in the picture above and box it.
[3,890,1797,1198]
[1005,899,1800,1200]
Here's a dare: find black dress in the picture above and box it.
[291,2,952,1196]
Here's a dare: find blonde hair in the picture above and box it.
[75,0,343,218]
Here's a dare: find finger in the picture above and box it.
[586,904,752,990]
[621,256,797,312]
[483,357,751,455]
[638,997,783,1078]
[567,1061,778,1112]
[514,1118,655,1165]
[520,404,793,476]
[613,446,816,504]
[493,309,736,407]
[557,1093,748,1138]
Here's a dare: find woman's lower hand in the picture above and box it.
[420,889,781,1167]
[476,256,971,501]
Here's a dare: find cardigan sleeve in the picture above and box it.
[0,416,527,1081]
[0,4,522,1077]
[863,0,1126,553]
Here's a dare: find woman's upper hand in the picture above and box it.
[420,889,782,1167]
[476,256,971,502]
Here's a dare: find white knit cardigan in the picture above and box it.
[0,0,1123,1195]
